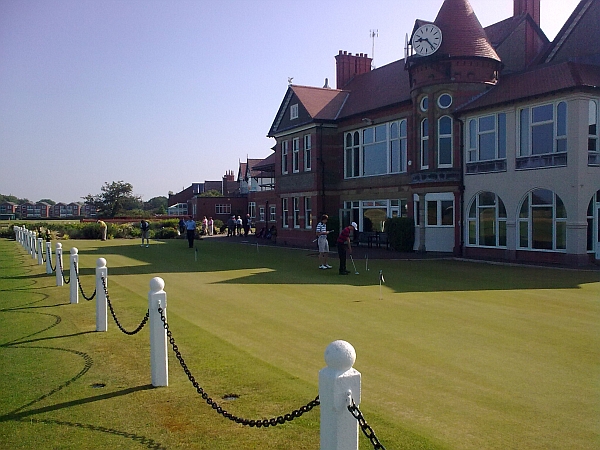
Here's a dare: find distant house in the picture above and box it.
[0,202,17,220]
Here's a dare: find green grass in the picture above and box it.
[1,237,599,449]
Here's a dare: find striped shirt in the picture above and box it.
[316,221,327,238]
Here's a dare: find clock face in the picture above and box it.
[412,24,442,56]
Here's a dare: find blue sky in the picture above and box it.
[0,0,580,203]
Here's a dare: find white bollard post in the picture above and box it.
[95,258,108,332]
[45,241,53,274]
[149,277,168,387]
[55,243,63,287]
[37,238,44,265]
[70,247,79,304]
[31,232,37,259]
[319,340,361,450]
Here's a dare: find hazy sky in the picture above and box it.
[0,0,580,203]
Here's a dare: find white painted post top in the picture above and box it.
[70,247,78,255]
[324,340,356,372]
[96,258,106,268]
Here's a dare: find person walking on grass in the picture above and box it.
[97,220,107,241]
[140,219,150,247]
[336,222,357,275]
[185,217,196,248]
[316,214,332,270]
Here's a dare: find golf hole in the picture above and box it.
[222,393,239,401]
[91,383,106,388]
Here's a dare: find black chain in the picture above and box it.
[157,306,320,427]
[101,277,149,335]
[74,262,96,301]
[58,256,70,284]
[47,246,56,272]
[40,245,46,263]
[347,400,386,450]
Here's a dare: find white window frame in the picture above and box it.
[467,113,507,162]
[290,104,298,120]
[259,207,265,222]
[421,119,429,169]
[517,189,567,251]
[248,202,256,219]
[304,197,312,229]
[519,101,567,156]
[466,192,507,248]
[282,198,289,228]
[281,140,289,174]
[269,205,276,222]
[589,99,598,153]
[304,134,312,171]
[438,115,453,168]
[345,131,361,178]
[425,193,454,227]
[293,197,300,228]
[292,137,300,173]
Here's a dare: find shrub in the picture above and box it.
[154,227,178,239]
[385,217,415,252]
[213,219,224,234]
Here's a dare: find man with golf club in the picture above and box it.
[336,221,358,275]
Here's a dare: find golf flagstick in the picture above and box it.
[379,270,385,300]
[365,254,369,271]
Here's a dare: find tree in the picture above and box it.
[83,181,142,218]
[38,198,56,205]
[144,196,168,213]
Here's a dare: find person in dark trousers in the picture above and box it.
[243,214,251,236]
[185,218,196,248]
[140,219,150,247]
[178,218,185,239]
[336,222,357,275]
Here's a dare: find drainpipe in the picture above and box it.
[458,118,465,256]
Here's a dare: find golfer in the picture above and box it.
[336,222,357,275]
[185,217,196,248]
[140,219,150,247]
[316,214,332,269]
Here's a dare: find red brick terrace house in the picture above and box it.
[267,0,600,264]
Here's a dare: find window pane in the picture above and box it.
[557,138,567,153]
[520,109,529,155]
[479,116,495,132]
[587,218,594,251]
[498,113,506,158]
[346,133,352,147]
[556,221,566,249]
[520,196,529,217]
[499,220,507,246]
[531,189,553,205]
[531,123,553,154]
[345,149,353,177]
[556,195,566,218]
[557,102,567,136]
[375,125,387,141]
[479,133,496,160]
[479,192,496,206]
[479,207,496,246]
[589,100,597,135]
[353,148,360,176]
[363,142,387,176]
[390,122,398,139]
[498,198,507,218]
[422,119,428,135]
[441,200,453,225]
[439,137,452,165]
[439,116,452,134]
[519,221,529,247]
[353,131,360,146]
[468,219,477,244]
[469,119,477,149]
[532,104,553,122]
[469,200,476,218]
[363,128,374,144]
[390,139,400,172]
[400,120,407,137]
[532,207,553,249]
[427,201,437,225]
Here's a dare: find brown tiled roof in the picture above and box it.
[338,59,411,119]
[291,85,348,120]
[484,15,525,47]
[247,158,265,178]
[434,0,500,61]
[253,152,277,172]
[457,61,600,112]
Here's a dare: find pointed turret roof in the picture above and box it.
[434,0,501,61]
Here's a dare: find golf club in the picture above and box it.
[350,255,359,274]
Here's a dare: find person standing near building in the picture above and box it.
[140,219,150,247]
[316,214,332,269]
[243,214,251,236]
[185,217,196,248]
[236,215,243,236]
[201,216,208,236]
[98,220,107,241]
[208,217,214,236]
[227,215,235,236]
[336,222,357,275]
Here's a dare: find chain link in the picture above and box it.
[157,306,319,427]
[58,256,70,284]
[74,262,96,301]
[101,277,149,335]
[347,400,386,450]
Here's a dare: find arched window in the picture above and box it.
[438,116,453,167]
[518,189,566,251]
[345,131,360,178]
[467,192,507,247]
[421,119,429,169]
[589,100,598,152]
[587,189,600,252]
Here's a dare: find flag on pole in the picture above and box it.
[379,270,385,283]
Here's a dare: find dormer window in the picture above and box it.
[290,104,299,120]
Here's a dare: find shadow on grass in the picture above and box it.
[71,239,600,293]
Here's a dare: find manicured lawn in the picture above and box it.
[1,237,599,449]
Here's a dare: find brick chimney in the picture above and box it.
[335,51,373,89]
[514,0,540,26]
[222,170,235,195]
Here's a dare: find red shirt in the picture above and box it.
[337,226,352,244]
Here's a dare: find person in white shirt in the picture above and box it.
[316,214,332,269]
